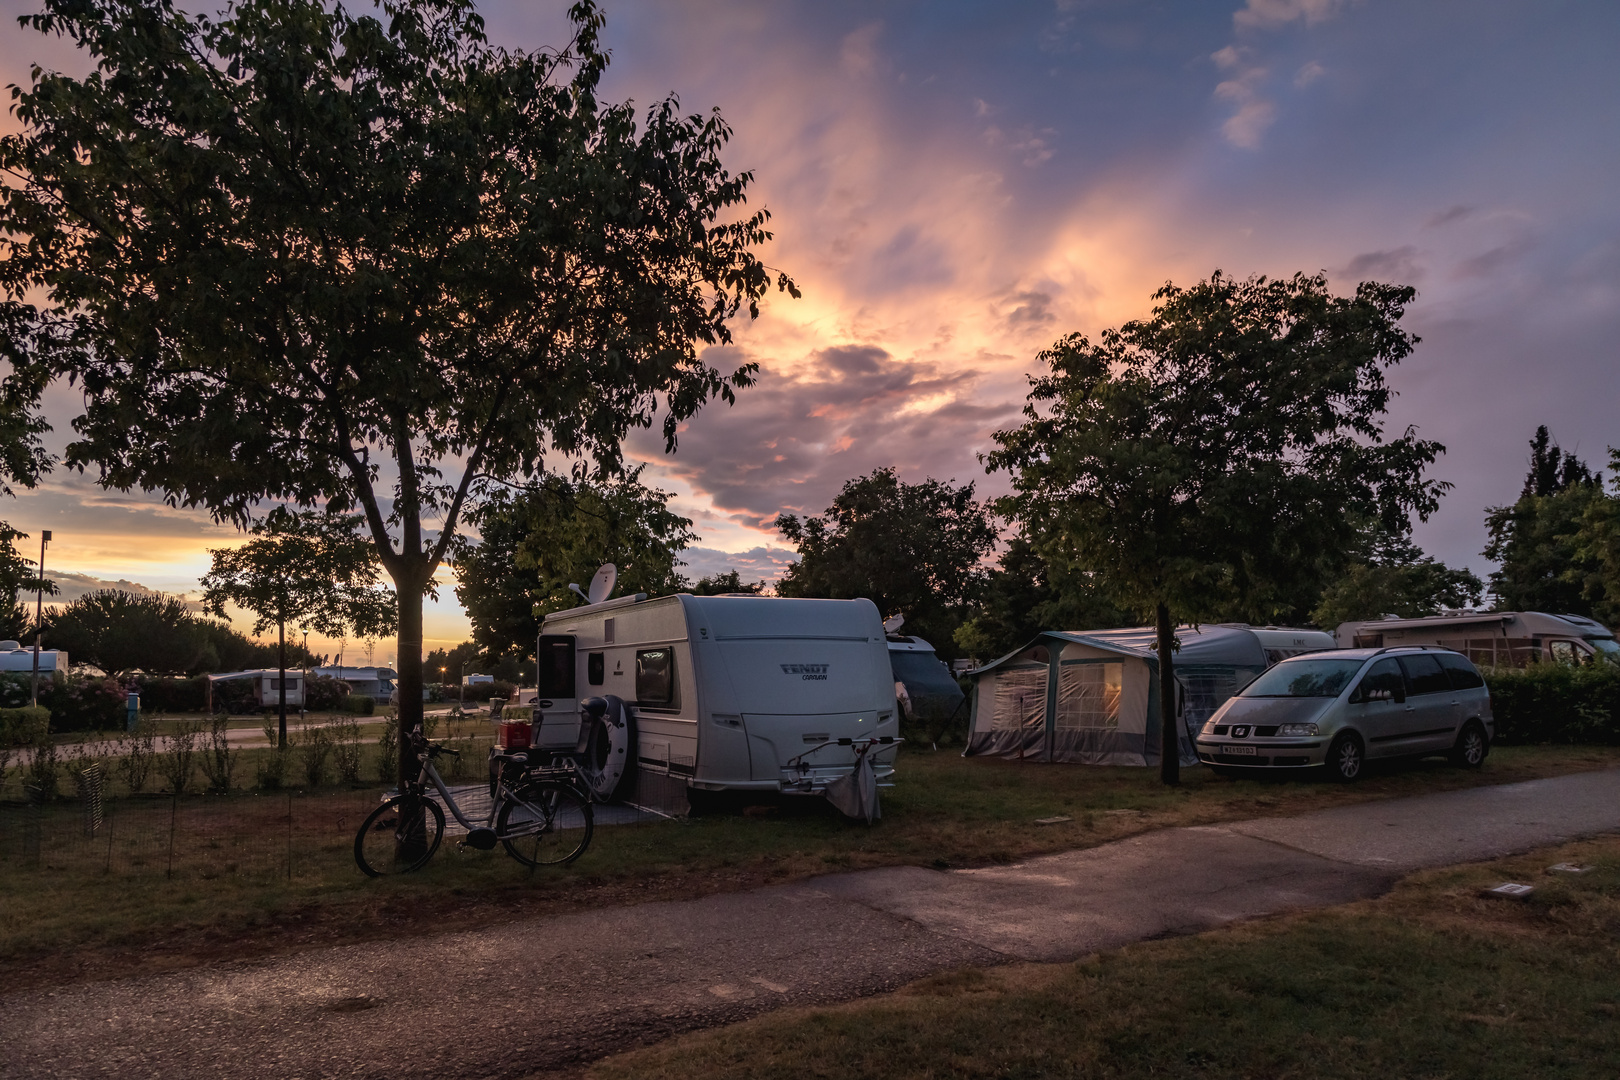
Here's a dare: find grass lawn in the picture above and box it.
[2,743,1617,988]
[588,834,1620,1080]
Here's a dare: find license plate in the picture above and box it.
[1223,745,1258,756]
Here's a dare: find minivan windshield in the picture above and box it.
[1238,658,1365,698]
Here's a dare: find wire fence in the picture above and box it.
[0,757,684,885]
[0,782,382,883]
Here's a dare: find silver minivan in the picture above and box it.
[1195,647,1494,781]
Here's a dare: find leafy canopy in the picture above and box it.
[986,271,1449,625]
[454,468,697,662]
[1484,429,1607,619]
[1311,528,1484,629]
[40,588,317,674]
[775,468,998,659]
[0,0,794,750]
[200,506,396,641]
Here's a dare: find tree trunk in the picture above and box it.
[395,581,425,789]
[393,572,428,861]
[278,619,288,749]
[1156,601,1180,786]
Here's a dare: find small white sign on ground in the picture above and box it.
[1483,882,1535,899]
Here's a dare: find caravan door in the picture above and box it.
[533,634,580,749]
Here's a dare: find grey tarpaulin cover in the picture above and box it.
[824,751,881,823]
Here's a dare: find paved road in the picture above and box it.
[5,769,1618,1080]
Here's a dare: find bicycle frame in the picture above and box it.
[405,747,579,836]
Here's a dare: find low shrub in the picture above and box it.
[157,719,201,793]
[197,714,236,793]
[42,675,124,732]
[115,719,158,793]
[1486,662,1620,745]
[136,675,208,713]
[304,674,351,712]
[299,723,334,787]
[332,715,363,783]
[375,715,398,782]
[345,694,375,716]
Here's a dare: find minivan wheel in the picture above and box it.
[1449,721,1488,769]
[1325,733,1364,783]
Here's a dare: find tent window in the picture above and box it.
[992,667,1047,731]
[1181,671,1238,730]
[1055,663,1122,730]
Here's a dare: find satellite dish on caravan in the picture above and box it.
[882,614,906,634]
[587,564,618,605]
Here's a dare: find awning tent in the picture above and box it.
[964,626,1275,766]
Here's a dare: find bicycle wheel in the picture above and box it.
[355,794,445,877]
[497,781,594,867]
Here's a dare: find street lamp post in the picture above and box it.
[30,530,51,708]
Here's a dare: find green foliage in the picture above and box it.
[113,720,157,795]
[375,715,399,783]
[456,469,698,663]
[40,674,125,733]
[331,716,364,784]
[1484,429,1606,617]
[689,569,766,596]
[954,536,1134,661]
[0,522,55,612]
[775,469,997,660]
[42,589,310,676]
[1312,530,1484,628]
[1,0,793,757]
[134,676,209,714]
[1485,661,1620,745]
[201,507,396,643]
[0,343,51,497]
[197,715,237,794]
[298,724,334,787]
[303,674,351,712]
[1,704,51,786]
[157,720,201,794]
[1572,448,1620,627]
[424,641,484,686]
[344,695,376,717]
[988,272,1447,627]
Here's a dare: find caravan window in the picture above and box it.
[636,648,675,707]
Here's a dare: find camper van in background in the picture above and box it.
[1335,612,1618,668]
[534,593,900,813]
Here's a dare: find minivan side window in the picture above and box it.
[1398,654,1451,696]
[1436,653,1485,690]
[1358,658,1405,701]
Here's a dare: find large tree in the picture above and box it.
[201,507,395,745]
[1,0,793,791]
[1311,528,1484,629]
[1573,449,1620,629]
[2,323,54,641]
[953,535,1133,663]
[454,467,697,664]
[1484,428,1605,617]
[774,468,998,659]
[986,272,1447,784]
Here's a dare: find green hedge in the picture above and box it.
[345,694,375,716]
[1485,663,1620,745]
[0,704,51,745]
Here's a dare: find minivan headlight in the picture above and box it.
[1277,723,1319,736]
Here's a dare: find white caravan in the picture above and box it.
[533,594,900,805]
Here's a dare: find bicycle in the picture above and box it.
[354,733,593,876]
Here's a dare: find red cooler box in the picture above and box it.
[497,719,532,750]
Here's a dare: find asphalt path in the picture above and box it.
[5,769,1619,1080]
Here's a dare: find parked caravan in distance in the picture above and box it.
[0,642,67,675]
[1335,612,1618,667]
[533,594,900,811]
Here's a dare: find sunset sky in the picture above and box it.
[3,0,1618,661]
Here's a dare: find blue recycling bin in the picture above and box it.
[126,692,140,731]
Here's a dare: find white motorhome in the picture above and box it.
[1335,612,1618,667]
[534,594,900,808]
